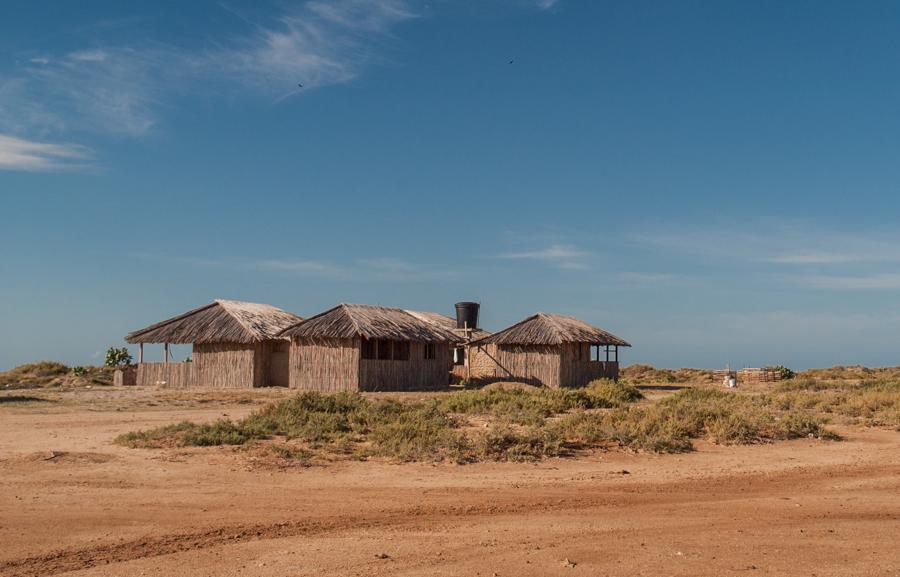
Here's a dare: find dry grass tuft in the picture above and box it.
[620,364,718,385]
[0,362,114,390]
[552,387,838,453]
[767,379,900,427]
[116,376,876,462]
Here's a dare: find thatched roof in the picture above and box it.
[126,300,302,345]
[475,313,630,347]
[280,304,462,343]
[405,310,492,341]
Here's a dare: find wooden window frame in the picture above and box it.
[453,347,466,366]
[394,341,410,361]
[377,339,393,361]
[361,338,377,360]
[424,342,436,360]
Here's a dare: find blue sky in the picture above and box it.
[3,0,900,370]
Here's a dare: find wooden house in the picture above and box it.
[469,313,630,388]
[125,299,302,388]
[279,303,462,391]
[404,310,493,381]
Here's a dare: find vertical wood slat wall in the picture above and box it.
[136,362,193,387]
[192,342,257,388]
[461,343,619,388]
[289,337,360,391]
[358,342,451,391]
[134,340,289,388]
[133,340,617,390]
[290,337,452,391]
[559,342,614,387]
[489,344,562,388]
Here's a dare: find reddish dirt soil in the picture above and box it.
[1,388,898,577]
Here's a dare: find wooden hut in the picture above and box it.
[125,300,302,388]
[280,303,461,391]
[405,310,493,381]
[470,313,630,388]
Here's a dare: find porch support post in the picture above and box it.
[164,343,169,364]
[138,343,144,364]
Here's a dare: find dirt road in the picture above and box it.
[1,389,898,576]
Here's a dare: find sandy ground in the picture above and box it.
[0,387,898,577]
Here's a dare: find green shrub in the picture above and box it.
[241,391,371,443]
[436,381,641,426]
[369,407,470,462]
[182,420,253,446]
[553,387,839,453]
[115,421,198,448]
[105,347,133,367]
[774,378,835,392]
[586,379,644,404]
[772,413,839,440]
[602,406,696,453]
[475,426,563,462]
[767,379,900,427]
[116,380,851,462]
[767,365,795,380]
[705,411,767,445]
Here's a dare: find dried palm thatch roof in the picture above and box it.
[405,310,492,341]
[280,304,462,343]
[126,300,302,345]
[475,313,630,347]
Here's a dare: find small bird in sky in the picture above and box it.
[297,82,304,88]
[508,59,514,64]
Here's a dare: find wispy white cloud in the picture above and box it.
[133,253,345,278]
[534,0,560,9]
[793,273,900,290]
[766,251,860,265]
[495,243,589,270]
[0,78,66,135]
[133,253,461,283]
[718,311,900,342]
[307,0,415,32]
[632,224,900,292]
[212,0,416,102]
[614,272,683,286]
[251,258,346,276]
[363,257,461,281]
[633,226,900,266]
[364,257,418,273]
[2,46,177,138]
[763,247,900,265]
[1,0,416,142]
[0,133,92,171]
[69,49,109,62]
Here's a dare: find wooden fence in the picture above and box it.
[738,368,783,382]
[113,367,136,386]
[713,368,783,384]
[136,363,194,387]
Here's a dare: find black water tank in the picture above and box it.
[455,302,480,330]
